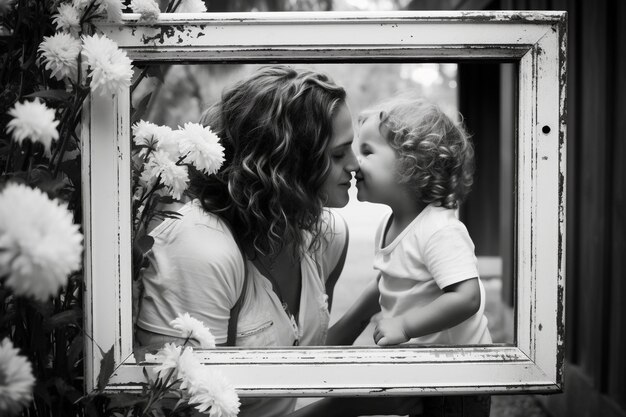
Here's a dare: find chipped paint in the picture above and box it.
[85,10,568,396]
[140,25,178,45]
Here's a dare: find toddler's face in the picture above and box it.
[355,116,402,205]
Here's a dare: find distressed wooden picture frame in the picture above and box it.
[82,10,567,396]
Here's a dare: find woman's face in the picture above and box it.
[320,103,358,208]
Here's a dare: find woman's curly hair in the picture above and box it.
[188,65,346,258]
[361,97,474,209]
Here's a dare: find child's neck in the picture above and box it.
[385,198,427,245]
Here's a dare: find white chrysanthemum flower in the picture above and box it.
[52,3,81,37]
[153,342,182,379]
[132,120,172,157]
[170,313,216,348]
[157,129,182,158]
[178,123,225,176]
[38,32,82,81]
[0,184,83,301]
[98,0,123,23]
[0,0,16,15]
[72,0,91,10]
[140,150,189,200]
[187,368,240,417]
[0,338,36,416]
[6,99,59,155]
[81,33,133,96]
[130,0,160,23]
[176,346,202,390]
[174,0,206,13]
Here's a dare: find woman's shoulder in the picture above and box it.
[152,200,244,267]
[152,200,230,237]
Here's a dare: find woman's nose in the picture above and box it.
[345,148,359,172]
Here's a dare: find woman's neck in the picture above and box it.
[250,241,303,321]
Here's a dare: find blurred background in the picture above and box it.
[134,61,515,348]
[132,0,626,416]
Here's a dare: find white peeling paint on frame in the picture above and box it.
[82,11,567,396]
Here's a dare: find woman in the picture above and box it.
[136,65,419,417]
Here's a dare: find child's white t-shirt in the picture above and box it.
[374,204,492,345]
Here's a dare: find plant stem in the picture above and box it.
[131,67,149,93]
[52,88,88,177]
[168,0,184,13]
[48,106,75,170]
[3,141,14,174]
[79,0,98,26]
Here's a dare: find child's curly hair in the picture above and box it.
[361,97,474,209]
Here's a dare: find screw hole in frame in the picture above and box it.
[542,125,551,134]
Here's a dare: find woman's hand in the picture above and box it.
[373,317,409,346]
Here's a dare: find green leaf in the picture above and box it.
[33,380,53,406]
[67,335,84,368]
[107,392,145,409]
[143,366,154,387]
[54,377,83,403]
[131,92,153,125]
[43,308,82,330]
[147,65,165,82]
[136,234,155,255]
[58,157,81,185]
[24,89,72,103]
[157,195,176,204]
[157,210,182,218]
[96,345,115,391]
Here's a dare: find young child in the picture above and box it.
[355,97,491,347]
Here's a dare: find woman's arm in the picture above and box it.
[373,277,481,346]
[326,277,381,346]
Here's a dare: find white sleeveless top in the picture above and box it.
[136,200,348,417]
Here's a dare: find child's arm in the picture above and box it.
[373,277,481,346]
[326,277,381,345]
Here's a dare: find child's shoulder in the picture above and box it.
[412,204,465,242]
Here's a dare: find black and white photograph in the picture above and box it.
[0,1,622,417]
